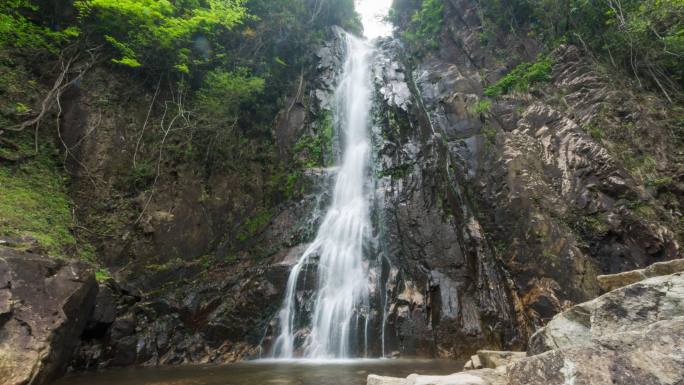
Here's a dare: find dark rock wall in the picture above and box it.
[368,0,682,359]
[63,33,345,369]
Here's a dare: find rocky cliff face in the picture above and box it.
[364,0,682,359]
[61,31,345,369]
[67,0,682,365]
[367,264,684,385]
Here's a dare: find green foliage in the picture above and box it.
[479,0,684,97]
[293,111,334,169]
[191,68,265,166]
[0,134,78,257]
[473,99,492,114]
[75,0,248,73]
[284,171,301,198]
[586,124,603,141]
[237,209,273,242]
[621,150,657,181]
[95,268,112,282]
[645,176,673,189]
[484,55,552,97]
[392,0,444,54]
[293,134,324,168]
[482,126,498,146]
[564,210,610,237]
[123,162,155,192]
[0,0,79,52]
[378,163,414,179]
[196,68,265,119]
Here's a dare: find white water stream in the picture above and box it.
[271,33,374,359]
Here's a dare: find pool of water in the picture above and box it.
[53,359,464,385]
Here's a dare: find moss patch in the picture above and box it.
[484,56,552,97]
[237,209,273,242]
[0,134,80,257]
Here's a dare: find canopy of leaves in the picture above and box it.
[0,0,78,52]
[74,0,248,73]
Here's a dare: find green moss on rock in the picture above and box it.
[0,134,78,257]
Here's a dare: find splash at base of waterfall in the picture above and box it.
[270,32,375,359]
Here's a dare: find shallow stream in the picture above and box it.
[54,359,463,385]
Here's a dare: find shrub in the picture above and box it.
[484,56,552,97]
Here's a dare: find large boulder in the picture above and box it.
[0,247,97,385]
[529,272,684,354]
[509,318,684,385]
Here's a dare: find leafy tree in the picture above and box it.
[74,0,248,73]
[0,0,78,52]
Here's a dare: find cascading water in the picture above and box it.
[271,32,375,359]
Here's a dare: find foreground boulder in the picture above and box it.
[369,272,684,385]
[0,247,97,385]
[529,272,684,354]
[509,318,684,385]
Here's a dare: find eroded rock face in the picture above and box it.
[367,0,682,359]
[370,38,520,358]
[0,247,97,385]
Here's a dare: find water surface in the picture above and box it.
[54,359,464,385]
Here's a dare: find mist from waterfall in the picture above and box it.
[271,32,374,359]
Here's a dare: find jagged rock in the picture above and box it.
[476,350,526,369]
[597,258,684,291]
[0,247,97,385]
[529,272,684,355]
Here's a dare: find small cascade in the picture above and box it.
[271,32,375,359]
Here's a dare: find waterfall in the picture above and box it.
[271,32,374,359]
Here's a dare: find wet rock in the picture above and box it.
[0,247,97,385]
